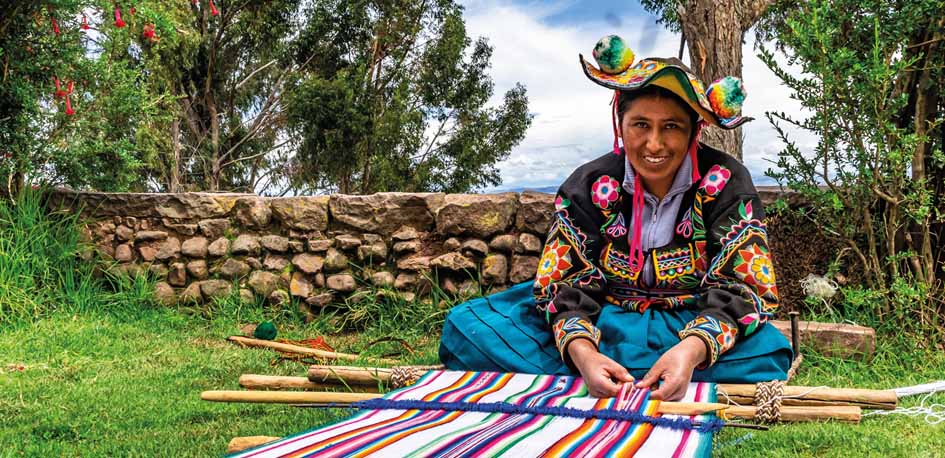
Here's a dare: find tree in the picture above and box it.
[761,0,943,318]
[0,1,158,194]
[640,0,775,160]
[283,0,532,194]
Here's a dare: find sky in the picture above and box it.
[459,0,817,191]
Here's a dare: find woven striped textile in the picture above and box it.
[229,371,717,458]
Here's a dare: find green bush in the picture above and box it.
[0,189,152,325]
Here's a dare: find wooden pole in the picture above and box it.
[306,365,897,411]
[239,374,380,392]
[227,436,281,454]
[308,365,392,384]
[200,390,731,416]
[227,336,399,365]
[723,405,862,423]
[717,384,897,410]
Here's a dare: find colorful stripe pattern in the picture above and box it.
[228,371,716,458]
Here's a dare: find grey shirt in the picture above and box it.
[622,153,694,287]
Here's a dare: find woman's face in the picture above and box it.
[620,94,694,197]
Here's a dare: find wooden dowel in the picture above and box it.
[308,365,393,384]
[723,395,895,410]
[239,374,380,392]
[202,390,379,404]
[723,405,861,423]
[227,336,399,365]
[227,436,281,454]
[201,390,730,416]
[306,365,897,411]
[717,384,897,410]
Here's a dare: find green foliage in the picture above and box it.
[0,188,153,325]
[284,0,532,194]
[2,1,528,194]
[0,1,167,193]
[760,0,944,323]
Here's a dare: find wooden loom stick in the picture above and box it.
[723,405,862,423]
[308,365,393,384]
[227,336,399,365]
[307,365,897,410]
[200,390,731,416]
[227,436,281,454]
[717,384,897,410]
[239,374,380,392]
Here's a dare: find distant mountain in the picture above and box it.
[486,185,558,194]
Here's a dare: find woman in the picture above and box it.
[439,36,792,401]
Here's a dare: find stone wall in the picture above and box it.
[50,186,823,318]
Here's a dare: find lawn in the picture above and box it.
[1,303,943,457]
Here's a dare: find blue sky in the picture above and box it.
[459,0,816,191]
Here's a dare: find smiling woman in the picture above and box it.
[440,35,793,401]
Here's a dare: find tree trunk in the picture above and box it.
[677,0,774,161]
[170,118,181,193]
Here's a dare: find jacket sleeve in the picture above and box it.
[679,167,780,368]
[533,176,612,369]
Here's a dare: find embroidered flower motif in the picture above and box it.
[699,165,731,196]
[676,208,693,238]
[733,243,778,298]
[590,175,620,210]
[535,239,573,288]
[605,212,627,238]
[739,313,761,335]
[554,195,571,211]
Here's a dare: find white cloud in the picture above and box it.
[461,0,817,190]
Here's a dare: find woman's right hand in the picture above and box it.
[567,339,634,397]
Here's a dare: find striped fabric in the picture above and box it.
[229,371,716,458]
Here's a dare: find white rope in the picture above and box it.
[892,381,945,398]
[863,391,945,425]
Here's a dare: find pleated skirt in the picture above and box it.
[439,282,793,383]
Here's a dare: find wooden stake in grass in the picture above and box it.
[227,436,281,454]
[239,374,380,393]
[227,336,399,365]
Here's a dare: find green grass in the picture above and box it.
[1,190,944,457]
[2,306,943,457]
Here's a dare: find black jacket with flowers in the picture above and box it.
[533,144,780,368]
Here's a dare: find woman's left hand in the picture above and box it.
[634,336,708,401]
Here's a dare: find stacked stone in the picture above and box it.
[60,189,555,313]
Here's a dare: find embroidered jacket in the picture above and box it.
[534,145,780,369]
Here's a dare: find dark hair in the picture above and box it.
[617,85,699,127]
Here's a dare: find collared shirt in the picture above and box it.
[622,153,694,287]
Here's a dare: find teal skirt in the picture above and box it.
[439,282,793,383]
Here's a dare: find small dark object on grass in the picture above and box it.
[254,321,277,340]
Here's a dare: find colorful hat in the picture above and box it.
[582,35,751,130]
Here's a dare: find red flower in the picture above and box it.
[65,96,75,116]
[209,0,220,16]
[81,15,90,30]
[114,7,126,28]
[47,6,60,35]
[142,23,156,41]
[54,77,67,99]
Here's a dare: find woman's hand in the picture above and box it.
[634,336,708,401]
[568,339,634,398]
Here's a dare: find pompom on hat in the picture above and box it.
[581,35,752,130]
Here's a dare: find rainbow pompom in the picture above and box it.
[592,35,635,74]
[706,76,746,120]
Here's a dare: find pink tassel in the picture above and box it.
[688,121,705,184]
[611,90,622,155]
[628,178,645,272]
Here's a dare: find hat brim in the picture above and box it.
[580,54,751,129]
